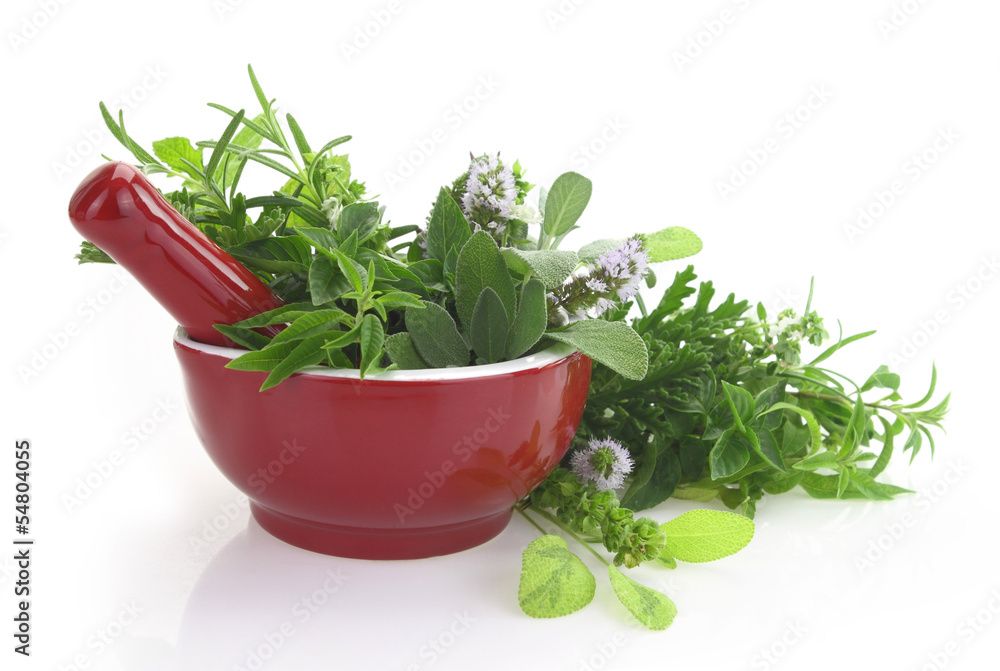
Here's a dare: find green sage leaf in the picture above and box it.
[518,535,595,619]
[542,172,592,239]
[470,287,509,364]
[662,509,755,563]
[607,566,677,631]
[640,227,703,263]
[384,333,428,370]
[500,248,579,289]
[545,320,648,381]
[405,302,469,368]
[426,187,472,265]
[455,230,516,328]
[505,279,548,360]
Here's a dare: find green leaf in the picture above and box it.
[506,279,548,360]
[455,231,517,328]
[577,239,619,265]
[426,187,472,264]
[518,536,596,619]
[500,249,579,289]
[259,334,331,391]
[204,109,245,182]
[621,445,681,511]
[840,395,868,457]
[753,428,786,472]
[338,202,380,243]
[225,341,299,372]
[377,292,426,311]
[332,248,367,294]
[229,237,313,274]
[807,330,877,366]
[542,172,592,239]
[285,113,312,155]
[384,333,428,370]
[358,314,385,378]
[546,320,648,381]
[212,324,271,351]
[721,381,754,431]
[640,227,703,263]
[662,509,755,563]
[152,137,203,176]
[307,254,349,305]
[247,64,271,114]
[293,226,340,252]
[607,566,677,631]
[231,302,322,329]
[792,451,840,471]
[861,364,901,393]
[470,288,510,364]
[266,309,349,347]
[710,429,751,480]
[405,302,470,368]
[759,402,823,454]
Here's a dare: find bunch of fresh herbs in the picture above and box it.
[75,65,947,632]
[80,66,700,390]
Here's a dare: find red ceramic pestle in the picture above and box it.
[69,162,284,347]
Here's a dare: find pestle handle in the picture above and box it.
[69,162,284,347]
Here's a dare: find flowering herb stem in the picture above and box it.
[522,506,611,567]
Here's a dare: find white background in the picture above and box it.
[2,0,998,669]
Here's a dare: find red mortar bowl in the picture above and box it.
[173,329,592,559]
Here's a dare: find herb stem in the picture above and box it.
[515,507,548,536]
[792,390,903,417]
[635,293,649,318]
[525,505,611,567]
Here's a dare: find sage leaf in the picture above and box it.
[405,302,469,368]
[546,320,648,381]
[455,231,516,328]
[384,333,428,370]
[577,239,619,265]
[640,227,703,263]
[500,248,579,289]
[607,566,677,631]
[662,509,755,563]
[518,535,595,619]
[470,288,509,364]
[426,187,472,265]
[542,172,592,239]
[505,279,548,360]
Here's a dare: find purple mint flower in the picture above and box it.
[570,437,635,491]
[462,153,517,231]
[594,237,648,304]
[549,236,650,322]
